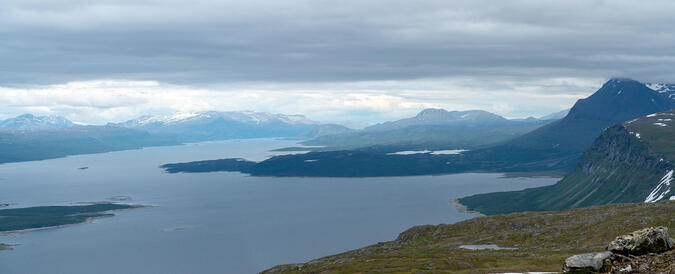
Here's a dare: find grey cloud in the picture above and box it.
[1,0,675,86]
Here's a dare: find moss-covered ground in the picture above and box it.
[264,201,675,273]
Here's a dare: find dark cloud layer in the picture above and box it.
[2,0,675,86]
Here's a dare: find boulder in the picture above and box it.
[606,226,674,256]
[562,251,613,273]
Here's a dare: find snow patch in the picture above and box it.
[388,149,469,155]
[137,112,200,125]
[645,170,673,203]
[653,123,668,127]
[629,131,641,139]
[431,149,469,155]
[387,150,431,155]
[647,83,673,93]
[658,118,672,121]
[304,159,318,162]
[646,113,658,117]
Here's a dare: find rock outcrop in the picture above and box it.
[562,251,614,272]
[607,226,674,256]
[562,227,675,273]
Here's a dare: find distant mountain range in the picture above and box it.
[162,78,675,177]
[4,78,674,173]
[300,109,559,151]
[538,109,570,120]
[459,109,675,215]
[109,111,321,142]
[0,110,350,164]
[0,114,78,130]
[295,124,354,139]
[366,109,512,131]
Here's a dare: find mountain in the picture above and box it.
[0,126,178,164]
[112,111,319,142]
[295,124,353,139]
[0,114,77,130]
[464,78,675,171]
[538,108,570,120]
[459,110,675,215]
[304,80,664,155]
[301,109,550,151]
[365,109,510,132]
[160,78,675,177]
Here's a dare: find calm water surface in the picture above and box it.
[0,139,559,274]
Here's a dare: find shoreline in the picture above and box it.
[449,198,485,217]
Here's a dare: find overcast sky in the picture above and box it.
[1,0,674,125]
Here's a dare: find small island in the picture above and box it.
[0,203,146,250]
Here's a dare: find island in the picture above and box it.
[0,203,147,250]
[161,158,257,173]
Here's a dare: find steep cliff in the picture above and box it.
[459,110,675,215]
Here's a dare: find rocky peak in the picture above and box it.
[565,78,673,123]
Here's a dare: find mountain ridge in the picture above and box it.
[458,109,675,215]
[0,114,77,130]
[177,78,675,177]
[300,108,554,151]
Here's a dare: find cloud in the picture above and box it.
[0,1,671,123]
[1,0,675,86]
[0,77,600,125]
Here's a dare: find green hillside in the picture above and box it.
[459,110,675,215]
[264,201,675,273]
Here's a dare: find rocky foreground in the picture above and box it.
[563,226,674,273]
[264,201,675,273]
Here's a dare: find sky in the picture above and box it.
[1,0,674,126]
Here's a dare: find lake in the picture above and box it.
[0,139,559,273]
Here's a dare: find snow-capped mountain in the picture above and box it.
[0,114,78,130]
[116,111,315,128]
[111,111,320,142]
[646,82,675,100]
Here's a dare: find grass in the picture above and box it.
[624,110,675,162]
[264,201,675,273]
